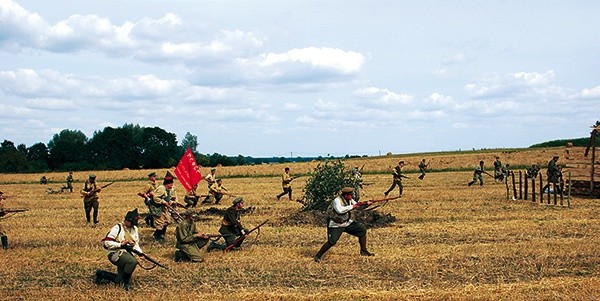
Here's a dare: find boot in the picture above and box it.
[121,272,132,291]
[207,241,226,252]
[314,242,333,262]
[174,250,190,262]
[359,235,374,256]
[1,235,8,250]
[95,269,117,284]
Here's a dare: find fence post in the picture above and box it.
[539,173,544,204]
[532,176,536,203]
[553,183,558,205]
[519,171,523,200]
[524,173,528,200]
[512,171,517,200]
[567,172,571,208]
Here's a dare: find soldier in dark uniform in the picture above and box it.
[418,159,428,180]
[81,174,101,224]
[209,197,247,251]
[542,155,561,193]
[493,156,503,182]
[313,187,374,262]
[468,161,489,186]
[66,171,74,192]
[384,161,409,196]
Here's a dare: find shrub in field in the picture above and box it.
[301,160,360,212]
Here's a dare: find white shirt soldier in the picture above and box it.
[313,187,374,262]
[96,208,145,290]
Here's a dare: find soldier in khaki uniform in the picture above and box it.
[276,167,293,200]
[174,210,210,262]
[213,197,247,250]
[184,184,201,208]
[96,208,145,290]
[81,174,101,224]
[66,171,74,192]
[201,168,217,204]
[149,172,178,243]
[137,172,157,227]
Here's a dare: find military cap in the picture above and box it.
[163,171,175,184]
[233,196,244,205]
[398,161,404,165]
[148,172,157,177]
[89,174,96,179]
[341,187,354,194]
[210,168,216,171]
[553,155,560,158]
[124,208,140,225]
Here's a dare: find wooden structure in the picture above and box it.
[563,125,600,198]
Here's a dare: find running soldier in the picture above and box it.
[276,167,294,201]
[313,187,374,262]
[418,159,428,180]
[384,161,409,196]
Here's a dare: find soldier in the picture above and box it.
[149,172,178,243]
[493,157,503,182]
[313,187,374,262]
[201,168,217,204]
[96,208,145,291]
[0,191,8,250]
[276,167,293,201]
[137,172,158,227]
[526,164,541,179]
[384,161,409,196]
[206,178,233,205]
[501,163,511,183]
[40,175,48,185]
[468,161,491,186]
[81,174,101,225]
[174,209,211,262]
[418,159,428,180]
[211,197,247,251]
[184,184,201,208]
[351,166,364,202]
[66,171,74,192]
[542,155,561,194]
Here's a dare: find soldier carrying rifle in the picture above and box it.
[149,171,179,243]
[314,187,376,262]
[81,174,113,225]
[276,167,298,201]
[468,161,493,187]
[174,209,220,262]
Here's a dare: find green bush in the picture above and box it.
[301,160,359,212]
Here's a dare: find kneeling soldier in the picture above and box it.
[96,208,145,290]
[174,209,210,262]
[208,197,247,251]
[314,187,374,262]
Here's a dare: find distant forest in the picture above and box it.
[0,124,363,173]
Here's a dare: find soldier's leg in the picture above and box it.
[92,200,99,224]
[384,181,397,196]
[398,182,403,196]
[84,201,92,223]
[314,227,344,262]
[1,235,7,250]
[287,187,293,200]
[276,189,286,200]
[214,194,223,204]
[346,222,371,256]
[182,243,206,262]
[112,252,137,290]
[95,269,118,284]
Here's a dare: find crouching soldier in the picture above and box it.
[174,209,211,262]
[207,197,247,252]
[96,208,145,290]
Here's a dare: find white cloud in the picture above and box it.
[464,70,564,99]
[578,86,600,99]
[353,87,413,105]
[443,53,465,65]
[257,47,365,74]
[424,92,453,105]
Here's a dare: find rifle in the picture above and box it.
[356,196,401,211]
[83,182,115,198]
[224,220,269,252]
[0,208,29,219]
[283,176,300,185]
[122,244,168,270]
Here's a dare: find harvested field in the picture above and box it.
[1,147,599,300]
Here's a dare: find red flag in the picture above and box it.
[174,147,202,192]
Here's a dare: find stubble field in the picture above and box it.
[1,147,599,300]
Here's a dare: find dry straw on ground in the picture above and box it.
[1,147,599,300]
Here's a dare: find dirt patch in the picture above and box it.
[281,209,396,228]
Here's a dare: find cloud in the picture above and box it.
[464,70,566,99]
[353,87,413,106]
[443,53,466,65]
[577,85,600,99]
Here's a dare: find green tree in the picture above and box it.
[302,160,360,211]
[180,132,199,154]
[88,124,145,169]
[0,140,29,173]
[27,142,49,172]
[141,127,178,168]
[48,129,89,170]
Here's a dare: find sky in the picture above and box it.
[0,0,599,158]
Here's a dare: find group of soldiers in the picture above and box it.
[1,155,567,291]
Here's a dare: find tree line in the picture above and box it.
[0,124,317,173]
